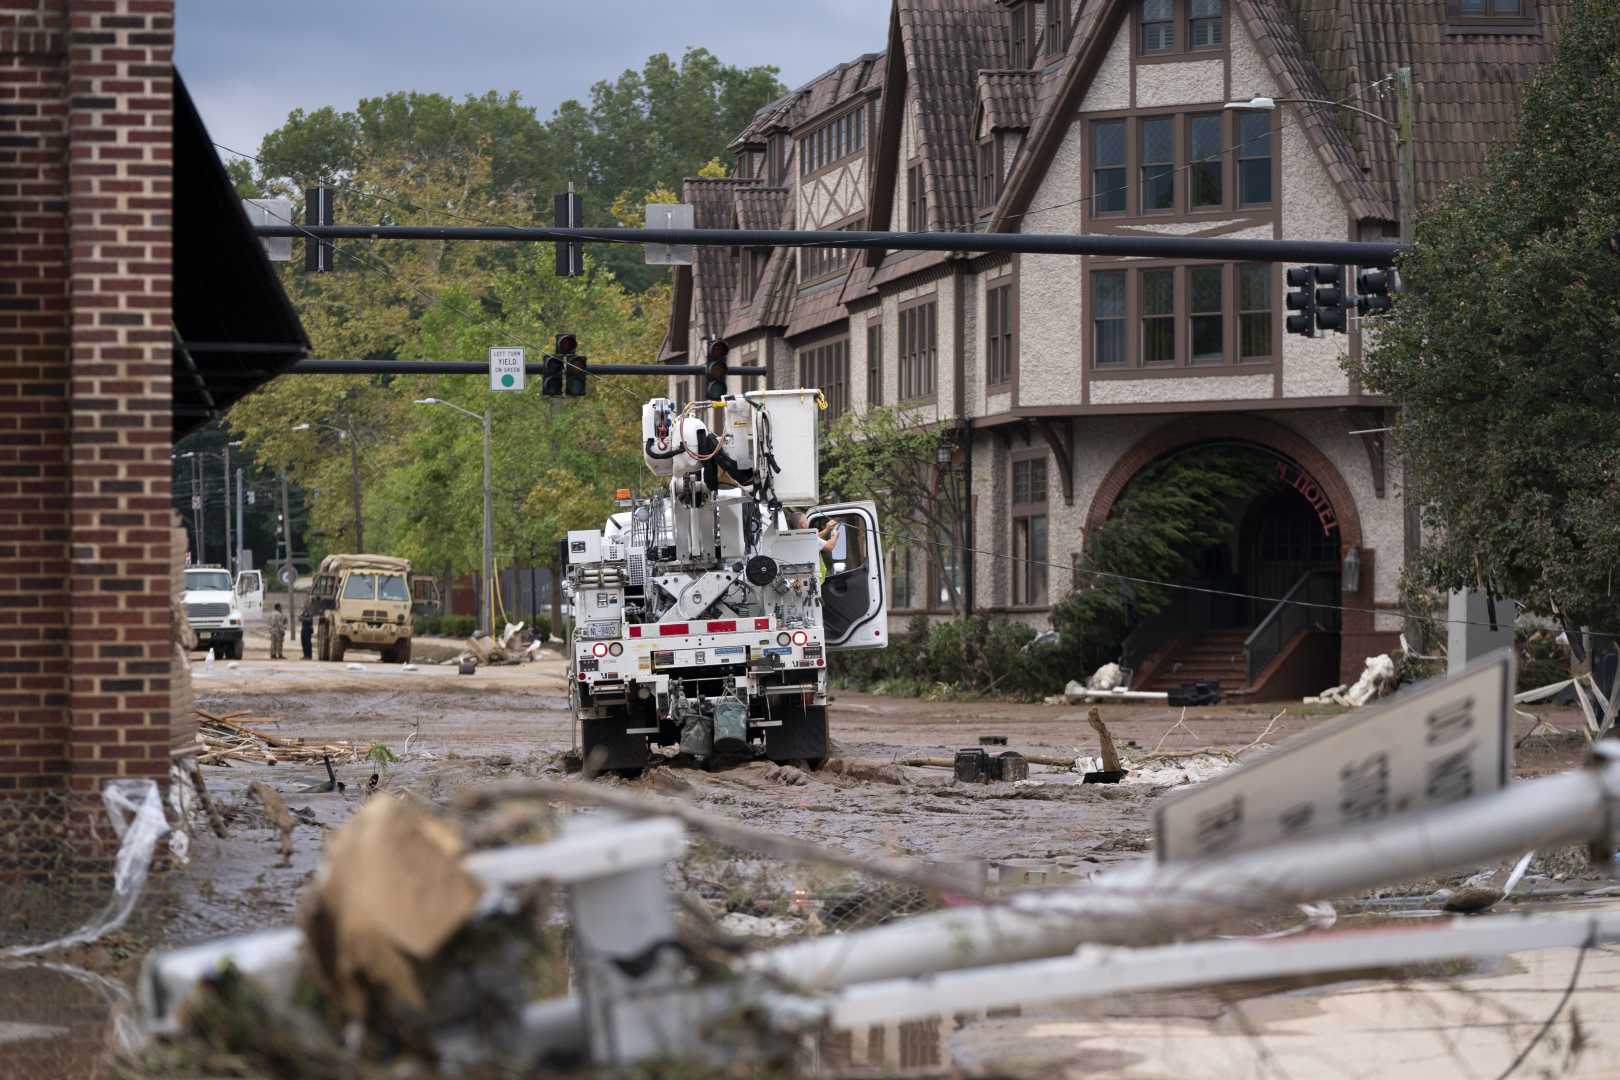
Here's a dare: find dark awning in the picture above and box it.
[172,70,308,438]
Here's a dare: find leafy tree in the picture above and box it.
[1345,0,1620,645]
[822,407,968,613]
[229,142,665,598]
[238,51,783,292]
[1051,448,1273,677]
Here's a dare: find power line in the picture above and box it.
[248,197,659,414]
[877,522,1604,640]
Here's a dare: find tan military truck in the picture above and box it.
[309,554,414,663]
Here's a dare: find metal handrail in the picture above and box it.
[1244,569,1340,686]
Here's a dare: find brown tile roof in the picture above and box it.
[989,0,1126,233]
[658,264,693,362]
[1273,0,1571,213]
[731,52,885,148]
[897,0,1008,233]
[734,185,788,231]
[684,177,754,339]
[785,277,852,339]
[976,69,1039,131]
[726,191,797,338]
[1238,0,1392,222]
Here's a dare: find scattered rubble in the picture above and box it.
[1309,653,1397,707]
[195,708,356,767]
[1087,662,1125,692]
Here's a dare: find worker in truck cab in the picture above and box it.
[789,511,841,583]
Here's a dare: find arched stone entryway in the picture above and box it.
[1084,416,1377,690]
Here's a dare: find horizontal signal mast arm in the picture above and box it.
[288,359,767,377]
[253,224,1407,266]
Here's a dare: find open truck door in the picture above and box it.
[807,500,888,650]
[234,570,264,618]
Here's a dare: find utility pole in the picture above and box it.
[222,444,233,577]
[482,406,494,636]
[1395,66,1416,245]
[189,453,204,562]
[347,423,364,552]
[235,466,245,570]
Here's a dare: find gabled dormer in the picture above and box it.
[973,70,1038,216]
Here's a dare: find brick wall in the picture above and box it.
[0,0,174,873]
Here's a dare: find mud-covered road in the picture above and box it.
[166,634,1590,943]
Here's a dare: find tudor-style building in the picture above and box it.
[662,0,1566,697]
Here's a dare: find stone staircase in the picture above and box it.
[1136,629,1251,695]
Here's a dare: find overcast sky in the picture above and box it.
[175,0,891,160]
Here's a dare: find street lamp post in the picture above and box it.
[178,451,203,561]
[1227,66,1416,243]
[291,420,365,550]
[415,398,495,636]
[220,440,243,575]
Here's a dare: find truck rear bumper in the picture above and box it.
[193,627,243,644]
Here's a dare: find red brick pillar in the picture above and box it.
[0,0,174,880]
[0,2,72,805]
[64,0,174,795]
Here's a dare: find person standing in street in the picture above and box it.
[299,603,314,660]
[268,603,287,660]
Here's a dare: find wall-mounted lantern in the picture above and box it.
[1342,544,1361,594]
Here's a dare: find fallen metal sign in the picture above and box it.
[1155,648,1514,863]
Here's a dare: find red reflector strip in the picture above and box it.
[706,620,737,633]
[754,617,770,630]
[628,626,642,638]
[658,623,689,637]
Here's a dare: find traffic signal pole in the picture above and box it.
[255,223,1405,268]
[482,405,494,636]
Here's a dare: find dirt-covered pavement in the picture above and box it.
[6,626,1604,1080]
[157,629,1593,944]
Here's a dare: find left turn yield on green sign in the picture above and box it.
[489,346,525,391]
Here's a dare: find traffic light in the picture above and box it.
[1285,266,1318,337]
[541,354,564,397]
[564,353,589,397]
[703,338,730,400]
[1356,267,1395,317]
[554,191,583,277]
[304,184,333,273]
[548,333,587,397]
[1313,265,1348,333]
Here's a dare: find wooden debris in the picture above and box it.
[195,707,355,767]
[1088,708,1122,773]
[185,756,229,839]
[251,781,296,863]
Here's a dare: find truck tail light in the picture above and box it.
[592,642,608,658]
[776,632,791,646]
[791,630,809,646]
[608,642,623,656]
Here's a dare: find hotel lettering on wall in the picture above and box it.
[1274,461,1338,537]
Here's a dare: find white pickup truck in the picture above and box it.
[182,566,245,659]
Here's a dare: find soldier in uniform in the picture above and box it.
[299,603,314,660]
[268,603,288,659]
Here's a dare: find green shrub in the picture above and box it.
[531,614,551,643]
[1517,627,1569,692]
[432,614,476,639]
[831,615,1057,700]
